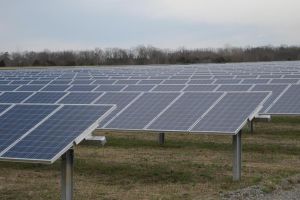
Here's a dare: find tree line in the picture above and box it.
[1,45,300,67]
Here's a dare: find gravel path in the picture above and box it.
[221,175,300,200]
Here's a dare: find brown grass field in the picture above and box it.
[0,116,299,199]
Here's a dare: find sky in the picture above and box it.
[1,0,300,52]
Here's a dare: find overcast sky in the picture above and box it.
[1,0,300,52]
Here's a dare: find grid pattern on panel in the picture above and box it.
[0,105,58,152]
[95,85,125,91]
[188,79,214,84]
[42,85,70,91]
[123,85,155,91]
[217,84,252,91]
[139,80,163,84]
[0,85,19,91]
[1,105,112,161]
[16,85,44,91]
[267,85,300,114]
[58,92,102,104]
[241,79,270,84]
[67,85,97,91]
[270,79,299,84]
[184,85,218,91]
[214,79,241,84]
[148,92,222,131]
[191,92,268,133]
[162,80,188,84]
[96,92,140,126]
[25,92,66,103]
[251,84,287,112]
[105,93,179,129]
[71,80,93,84]
[0,92,33,103]
[115,80,139,84]
[0,105,10,114]
[93,80,115,84]
[152,84,185,91]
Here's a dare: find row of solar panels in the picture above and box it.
[0,84,299,113]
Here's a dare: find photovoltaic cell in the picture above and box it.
[123,85,155,91]
[217,84,252,91]
[96,92,140,126]
[0,92,33,103]
[42,85,70,91]
[1,105,113,162]
[191,92,269,134]
[105,93,179,129]
[267,85,300,114]
[16,85,44,91]
[25,92,66,103]
[251,84,288,112]
[152,84,185,91]
[270,79,299,84]
[162,80,188,84]
[67,85,97,91]
[241,79,270,84]
[0,105,58,152]
[148,92,223,131]
[58,92,102,104]
[138,80,163,84]
[94,85,126,91]
[214,79,241,84]
[183,85,217,91]
[0,85,19,91]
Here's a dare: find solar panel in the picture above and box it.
[115,80,139,84]
[139,80,163,84]
[123,85,155,91]
[96,92,140,126]
[187,79,214,84]
[147,92,223,131]
[190,92,269,134]
[71,80,94,84]
[94,85,126,91]
[42,85,70,91]
[25,92,66,103]
[67,85,97,91]
[16,85,44,91]
[152,84,185,91]
[58,92,102,104]
[241,79,270,84]
[0,105,114,163]
[266,85,300,114]
[104,93,179,129]
[0,104,59,152]
[93,80,116,84]
[215,79,241,84]
[270,79,299,84]
[0,85,19,91]
[183,85,218,91]
[162,80,188,84]
[217,84,252,91]
[0,92,33,103]
[251,84,288,113]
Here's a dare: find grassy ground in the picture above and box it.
[0,117,299,199]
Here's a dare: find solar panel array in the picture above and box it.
[0,61,299,163]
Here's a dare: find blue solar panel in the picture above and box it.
[191,92,269,134]
[58,92,102,104]
[67,85,97,91]
[267,85,300,114]
[1,105,113,162]
[25,92,66,103]
[71,80,94,84]
[0,105,58,153]
[123,85,155,91]
[153,85,185,91]
[94,85,126,91]
[0,85,19,91]
[42,85,70,91]
[147,92,223,131]
[96,92,140,126]
[105,93,179,129]
[184,85,218,91]
[0,92,33,103]
[16,85,44,91]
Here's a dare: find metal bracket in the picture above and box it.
[85,135,107,146]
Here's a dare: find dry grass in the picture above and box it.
[0,116,300,199]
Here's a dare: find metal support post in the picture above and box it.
[232,130,242,181]
[61,149,74,200]
[158,132,165,145]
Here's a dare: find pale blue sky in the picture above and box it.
[1,0,300,52]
